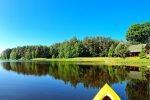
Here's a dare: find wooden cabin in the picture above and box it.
[128,44,150,56]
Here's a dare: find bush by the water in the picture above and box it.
[139,46,147,59]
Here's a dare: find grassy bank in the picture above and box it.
[32,57,150,66]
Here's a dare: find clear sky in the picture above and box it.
[0,0,150,52]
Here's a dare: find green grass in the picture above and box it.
[32,57,150,66]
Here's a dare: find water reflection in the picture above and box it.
[1,61,150,100]
[126,79,150,100]
[1,62,129,88]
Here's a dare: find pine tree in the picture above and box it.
[108,44,115,57]
[115,43,129,58]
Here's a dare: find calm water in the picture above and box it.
[0,60,150,100]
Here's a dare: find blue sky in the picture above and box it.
[0,0,150,52]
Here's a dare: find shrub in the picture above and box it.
[139,46,147,59]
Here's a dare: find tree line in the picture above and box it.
[1,36,124,60]
[1,22,150,60]
[0,45,50,60]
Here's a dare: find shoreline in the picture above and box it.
[32,57,150,66]
[1,57,150,66]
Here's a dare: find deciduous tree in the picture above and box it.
[126,22,150,44]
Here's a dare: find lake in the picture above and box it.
[0,60,150,100]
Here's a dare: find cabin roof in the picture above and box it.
[128,44,147,53]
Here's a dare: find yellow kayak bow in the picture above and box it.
[93,83,121,100]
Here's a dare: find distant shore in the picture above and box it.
[32,57,150,66]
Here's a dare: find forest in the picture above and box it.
[1,22,150,60]
[0,37,120,60]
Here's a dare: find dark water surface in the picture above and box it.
[0,60,150,100]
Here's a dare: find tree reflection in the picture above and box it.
[1,61,129,88]
[126,80,150,100]
[126,66,150,100]
[1,62,150,99]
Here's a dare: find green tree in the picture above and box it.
[58,42,66,58]
[32,51,36,58]
[82,37,116,57]
[25,49,32,60]
[74,41,85,57]
[1,49,11,59]
[50,43,60,58]
[126,22,150,44]
[58,38,80,58]
[139,46,147,59]
[115,43,129,58]
[10,50,17,60]
[108,44,115,57]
